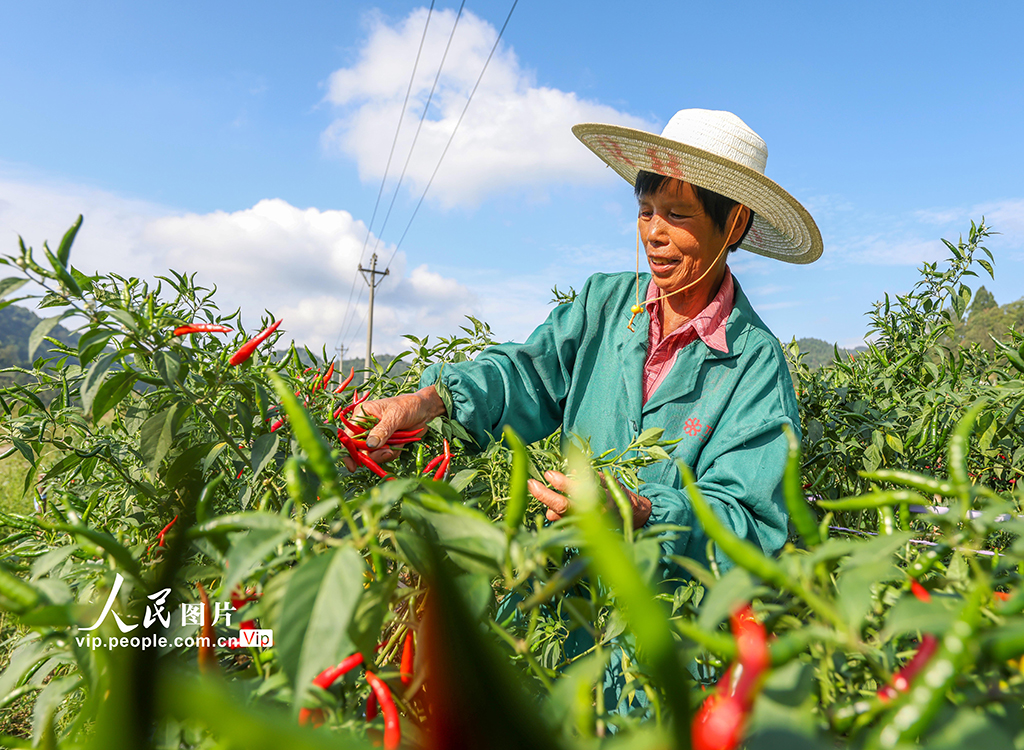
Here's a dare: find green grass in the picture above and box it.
[0,452,37,740]
[0,453,35,516]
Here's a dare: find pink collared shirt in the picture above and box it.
[642,267,734,404]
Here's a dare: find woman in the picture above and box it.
[352,108,821,576]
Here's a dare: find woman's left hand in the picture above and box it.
[528,470,652,528]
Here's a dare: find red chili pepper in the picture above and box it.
[340,390,372,417]
[228,318,282,366]
[995,591,1012,602]
[433,455,451,481]
[693,693,746,750]
[422,454,444,475]
[299,652,366,727]
[269,418,285,432]
[338,432,395,481]
[333,366,356,393]
[692,605,768,750]
[320,361,336,390]
[156,514,178,547]
[365,670,401,750]
[366,691,378,721]
[196,582,218,675]
[878,633,940,700]
[390,428,426,440]
[400,630,414,687]
[910,579,931,602]
[173,323,232,336]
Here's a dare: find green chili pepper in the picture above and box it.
[907,537,958,580]
[42,241,82,296]
[948,400,986,507]
[992,338,1024,374]
[681,462,845,630]
[782,425,820,547]
[0,562,43,614]
[817,490,927,512]
[503,426,529,533]
[858,469,954,497]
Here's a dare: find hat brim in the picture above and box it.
[573,122,822,264]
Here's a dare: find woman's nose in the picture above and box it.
[646,214,668,246]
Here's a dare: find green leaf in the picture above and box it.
[76,329,114,366]
[222,528,291,596]
[154,351,181,386]
[80,352,119,416]
[268,372,340,498]
[0,278,28,300]
[56,215,83,267]
[31,674,80,748]
[635,427,665,446]
[884,433,904,455]
[882,595,957,639]
[28,314,63,361]
[696,566,757,630]
[279,547,365,706]
[139,404,181,472]
[10,438,33,464]
[403,497,508,576]
[91,371,137,421]
[190,512,297,537]
[250,433,280,477]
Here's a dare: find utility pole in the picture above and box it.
[359,253,389,376]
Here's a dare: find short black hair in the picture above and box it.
[633,170,755,252]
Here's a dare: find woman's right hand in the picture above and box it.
[340,385,447,470]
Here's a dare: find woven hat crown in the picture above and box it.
[663,109,768,175]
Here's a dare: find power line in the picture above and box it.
[368,0,466,261]
[384,0,519,272]
[335,1,436,352]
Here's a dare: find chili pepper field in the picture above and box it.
[2,217,1024,750]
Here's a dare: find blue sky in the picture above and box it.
[2,1,1022,357]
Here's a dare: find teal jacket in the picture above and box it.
[421,271,798,574]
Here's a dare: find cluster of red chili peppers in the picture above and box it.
[335,390,427,481]
[146,514,179,555]
[692,604,770,750]
[297,630,413,750]
[421,439,452,481]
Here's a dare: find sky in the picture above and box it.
[1,1,1022,358]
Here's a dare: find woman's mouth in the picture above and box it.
[647,255,680,275]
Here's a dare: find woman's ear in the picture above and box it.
[728,205,752,247]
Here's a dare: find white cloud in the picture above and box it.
[322,7,653,207]
[0,175,477,356]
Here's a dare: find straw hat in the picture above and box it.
[572,109,822,264]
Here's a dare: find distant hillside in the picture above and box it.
[0,304,78,384]
[952,286,1024,352]
[791,337,867,370]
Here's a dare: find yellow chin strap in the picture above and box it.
[626,206,746,332]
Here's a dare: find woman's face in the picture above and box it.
[638,178,737,296]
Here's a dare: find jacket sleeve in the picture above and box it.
[419,278,597,448]
[640,338,797,576]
